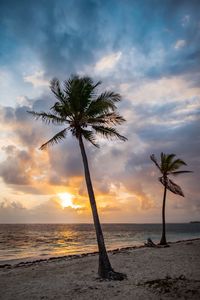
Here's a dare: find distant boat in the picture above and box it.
[190,221,200,223]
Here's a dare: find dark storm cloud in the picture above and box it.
[48,137,83,180]
[0,93,57,147]
[0,97,84,189]
[0,105,29,123]
[0,105,37,146]
[122,112,199,208]
[135,117,200,161]
[0,146,31,185]
[0,0,102,76]
[124,96,200,174]
[0,0,200,79]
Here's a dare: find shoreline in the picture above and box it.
[1,237,200,269]
[1,238,200,299]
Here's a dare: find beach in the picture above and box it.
[1,239,200,300]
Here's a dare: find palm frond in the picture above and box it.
[81,129,99,147]
[27,111,67,125]
[64,75,100,95]
[50,102,72,119]
[86,100,114,116]
[40,128,69,150]
[150,154,161,171]
[50,78,67,104]
[96,91,121,103]
[86,92,121,116]
[170,170,193,176]
[159,176,184,197]
[63,76,102,114]
[28,75,126,149]
[87,112,126,126]
[161,152,168,172]
[168,159,187,171]
[92,125,127,141]
[161,152,166,162]
[165,153,176,164]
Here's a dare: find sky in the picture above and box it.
[0,0,199,223]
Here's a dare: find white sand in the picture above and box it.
[1,239,200,300]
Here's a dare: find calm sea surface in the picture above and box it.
[0,223,200,263]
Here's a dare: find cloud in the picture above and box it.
[0,0,200,81]
[24,71,49,87]
[0,199,28,223]
[0,70,199,223]
[181,15,190,27]
[0,198,90,223]
[0,0,200,222]
[174,39,186,49]
[0,146,32,185]
[94,52,122,73]
[48,137,83,181]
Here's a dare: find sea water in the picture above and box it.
[0,223,200,263]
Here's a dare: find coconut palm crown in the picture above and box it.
[150,152,192,245]
[150,153,192,197]
[28,75,127,280]
[29,75,127,149]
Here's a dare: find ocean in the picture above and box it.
[0,223,200,263]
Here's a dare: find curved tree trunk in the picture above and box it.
[160,184,167,245]
[78,135,126,280]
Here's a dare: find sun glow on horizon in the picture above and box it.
[58,193,81,209]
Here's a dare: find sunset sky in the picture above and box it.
[0,0,199,223]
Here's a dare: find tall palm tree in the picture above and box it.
[28,75,127,280]
[150,153,192,245]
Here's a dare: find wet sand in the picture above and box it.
[1,239,200,299]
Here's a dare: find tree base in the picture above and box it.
[159,236,167,245]
[159,241,167,246]
[99,270,127,281]
[159,241,170,247]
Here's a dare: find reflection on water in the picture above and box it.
[0,223,200,261]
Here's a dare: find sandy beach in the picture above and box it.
[1,239,200,300]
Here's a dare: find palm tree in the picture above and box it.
[28,75,127,280]
[150,153,192,245]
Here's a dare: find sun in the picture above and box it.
[58,193,81,209]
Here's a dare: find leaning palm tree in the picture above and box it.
[150,153,192,245]
[28,75,127,280]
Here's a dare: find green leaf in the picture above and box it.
[86,91,121,117]
[50,78,67,104]
[28,75,127,149]
[27,111,67,125]
[170,170,193,176]
[40,128,69,150]
[87,112,126,126]
[150,152,191,181]
[150,154,161,171]
[168,159,187,171]
[159,176,184,197]
[92,125,127,141]
[81,129,99,147]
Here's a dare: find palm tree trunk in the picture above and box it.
[160,184,167,245]
[78,135,126,280]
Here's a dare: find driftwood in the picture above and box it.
[145,238,170,248]
[145,238,158,247]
